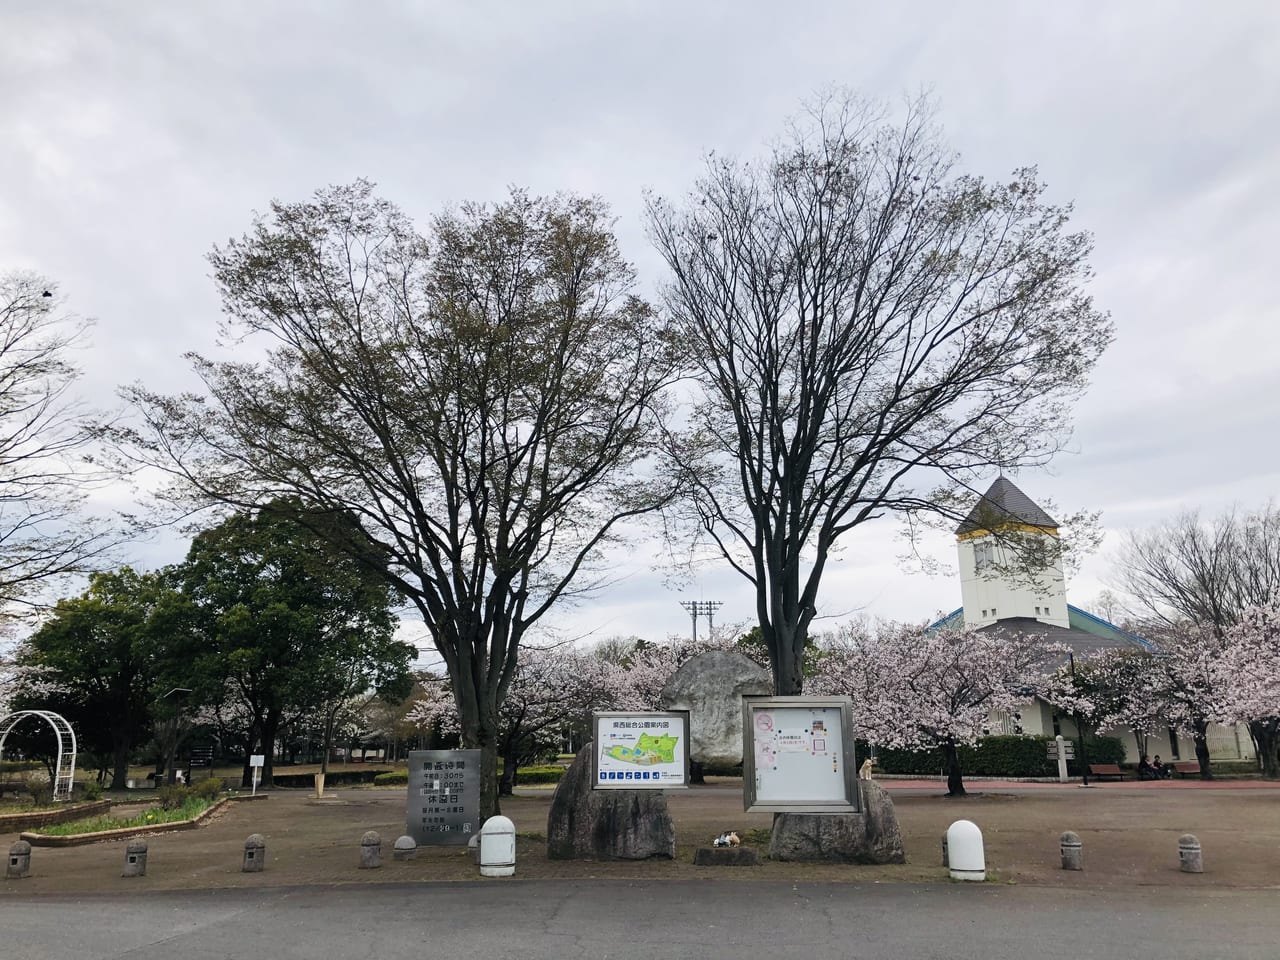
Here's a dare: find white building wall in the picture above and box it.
[958,531,1070,629]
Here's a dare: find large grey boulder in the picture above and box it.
[660,650,772,766]
[769,779,906,864]
[546,744,675,860]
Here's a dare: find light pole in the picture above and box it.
[161,687,192,786]
[1068,654,1091,787]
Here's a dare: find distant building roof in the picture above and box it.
[926,604,1153,655]
[955,477,1058,535]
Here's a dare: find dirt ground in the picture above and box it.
[3,778,1278,895]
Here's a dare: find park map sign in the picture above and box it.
[592,711,690,789]
[741,696,860,813]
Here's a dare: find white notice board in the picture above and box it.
[742,696,859,813]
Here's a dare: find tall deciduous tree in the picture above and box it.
[15,567,186,788]
[178,503,412,787]
[812,620,1059,796]
[647,93,1112,695]
[0,272,113,614]
[1217,603,1280,778]
[113,184,677,816]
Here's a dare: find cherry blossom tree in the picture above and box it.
[1041,649,1165,759]
[813,621,1060,796]
[1216,602,1280,778]
[1136,621,1234,779]
[409,645,631,794]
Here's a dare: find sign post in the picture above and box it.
[742,696,860,814]
[249,754,264,796]
[1050,736,1075,783]
[592,712,690,789]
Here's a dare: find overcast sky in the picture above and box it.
[3,1,1278,651]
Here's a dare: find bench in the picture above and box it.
[1088,763,1126,781]
[1171,761,1201,778]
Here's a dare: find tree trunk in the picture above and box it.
[320,708,337,776]
[498,738,517,797]
[261,711,281,788]
[1249,719,1279,779]
[942,740,966,797]
[768,622,807,696]
[110,736,131,790]
[1192,720,1213,780]
[689,760,705,784]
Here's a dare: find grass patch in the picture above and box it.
[37,794,216,836]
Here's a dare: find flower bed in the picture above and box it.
[0,800,112,833]
[22,796,231,847]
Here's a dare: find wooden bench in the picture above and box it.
[1088,763,1126,781]
[1170,761,1201,778]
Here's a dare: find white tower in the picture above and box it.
[957,478,1069,629]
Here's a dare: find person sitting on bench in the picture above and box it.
[1138,755,1159,780]
[1151,755,1172,779]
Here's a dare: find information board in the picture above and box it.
[741,696,859,813]
[592,711,690,789]
[406,749,481,845]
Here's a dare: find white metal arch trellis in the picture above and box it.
[0,710,77,801]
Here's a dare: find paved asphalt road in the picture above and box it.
[3,880,1277,960]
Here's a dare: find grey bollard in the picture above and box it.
[242,833,266,873]
[1179,833,1203,873]
[123,838,148,878]
[1059,831,1083,871]
[941,832,949,867]
[7,840,31,880]
[359,830,382,869]
[393,835,418,862]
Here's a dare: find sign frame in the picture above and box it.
[591,711,691,790]
[406,749,482,845]
[741,695,860,814]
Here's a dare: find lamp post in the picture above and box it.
[161,687,192,786]
[1068,654,1091,788]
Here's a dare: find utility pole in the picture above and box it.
[678,600,723,642]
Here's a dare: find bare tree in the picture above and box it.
[110,183,677,818]
[647,93,1112,694]
[0,271,113,616]
[1113,504,1280,775]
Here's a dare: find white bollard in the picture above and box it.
[478,815,516,877]
[947,820,985,881]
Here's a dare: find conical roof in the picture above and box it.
[955,477,1058,535]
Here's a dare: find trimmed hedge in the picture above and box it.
[860,735,1126,778]
[372,764,566,787]
[273,768,392,788]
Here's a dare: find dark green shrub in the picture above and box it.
[373,770,408,786]
[192,776,223,800]
[78,780,104,801]
[513,765,564,785]
[156,783,193,810]
[858,735,1126,778]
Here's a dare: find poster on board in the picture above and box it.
[592,711,690,789]
[741,696,860,813]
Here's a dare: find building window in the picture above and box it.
[975,541,994,571]
[1035,606,1041,615]
[991,607,997,617]
[981,609,987,618]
